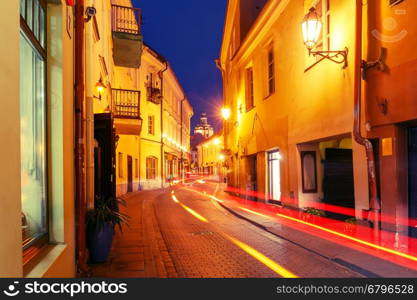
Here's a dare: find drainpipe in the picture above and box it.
[85,4,95,210]
[75,0,89,276]
[159,61,168,188]
[353,0,380,238]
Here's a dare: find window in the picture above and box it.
[245,67,254,111]
[118,152,123,178]
[20,0,48,254]
[267,46,275,97]
[148,115,155,135]
[301,151,318,193]
[268,150,281,203]
[146,156,158,180]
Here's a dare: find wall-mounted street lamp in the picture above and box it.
[221,107,231,121]
[302,7,348,68]
[94,78,106,100]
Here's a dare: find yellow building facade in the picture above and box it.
[196,133,225,180]
[219,0,370,211]
[0,0,76,277]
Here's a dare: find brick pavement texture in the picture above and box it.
[90,190,178,278]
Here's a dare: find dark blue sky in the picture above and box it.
[133,0,226,131]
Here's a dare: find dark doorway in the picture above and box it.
[408,127,417,238]
[94,114,116,204]
[244,154,258,201]
[268,150,281,204]
[323,148,355,208]
[127,155,133,193]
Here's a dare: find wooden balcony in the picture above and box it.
[112,89,142,135]
[112,5,143,68]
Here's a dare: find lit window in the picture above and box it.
[146,157,158,180]
[148,115,155,135]
[20,0,48,258]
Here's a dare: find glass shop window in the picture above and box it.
[20,0,48,254]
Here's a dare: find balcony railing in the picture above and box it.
[111,5,141,35]
[112,89,140,119]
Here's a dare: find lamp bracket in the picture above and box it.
[309,47,349,68]
[361,47,387,80]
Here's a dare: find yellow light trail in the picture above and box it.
[276,213,417,263]
[179,203,208,223]
[210,195,224,203]
[239,207,271,218]
[172,193,297,277]
[171,195,179,203]
[223,233,298,278]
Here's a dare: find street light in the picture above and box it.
[213,138,221,145]
[302,7,348,68]
[221,107,231,121]
[94,78,106,100]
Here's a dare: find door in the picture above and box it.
[127,155,133,193]
[247,155,257,200]
[268,150,281,204]
[408,127,417,238]
[94,114,116,204]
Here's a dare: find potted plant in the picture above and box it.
[302,207,326,223]
[343,217,357,235]
[86,196,129,263]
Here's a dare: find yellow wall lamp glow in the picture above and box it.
[302,7,348,69]
[220,106,239,127]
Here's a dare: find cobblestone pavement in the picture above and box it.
[94,177,417,278]
[154,184,361,278]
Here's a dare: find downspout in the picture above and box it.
[75,0,89,276]
[85,5,94,210]
[159,61,168,188]
[353,0,380,237]
[215,59,227,185]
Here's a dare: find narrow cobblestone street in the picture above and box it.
[89,177,417,278]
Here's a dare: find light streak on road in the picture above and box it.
[180,203,209,223]
[239,207,271,218]
[276,213,417,264]
[210,195,224,203]
[171,195,179,203]
[223,233,298,278]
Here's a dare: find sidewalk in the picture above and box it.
[214,188,417,278]
[90,190,177,278]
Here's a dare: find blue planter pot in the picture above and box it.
[87,222,114,263]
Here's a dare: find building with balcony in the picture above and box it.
[111,0,143,68]
[219,0,417,244]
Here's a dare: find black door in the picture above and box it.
[323,148,355,208]
[127,155,133,193]
[94,114,116,204]
[408,127,417,238]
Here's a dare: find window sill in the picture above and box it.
[246,107,255,113]
[264,92,275,101]
[24,244,67,278]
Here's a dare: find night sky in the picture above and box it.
[133,0,227,131]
